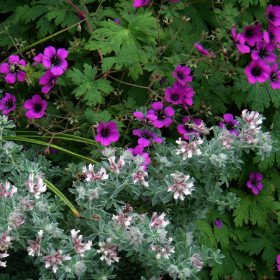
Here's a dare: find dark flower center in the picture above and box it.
[156,110,165,121]
[225,122,235,130]
[270,72,277,81]
[101,128,110,138]
[10,63,21,73]
[268,12,275,21]
[177,71,184,80]
[5,99,14,109]
[142,132,153,140]
[251,179,257,187]
[51,56,61,66]
[245,28,254,38]
[48,78,56,86]
[258,47,267,58]
[251,66,262,77]
[33,103,42,113]
[171,93,179,101]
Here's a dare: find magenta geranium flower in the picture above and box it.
[0,93,16,115]
[172,65,193,85]
[147,101,175,128]
[39,70,57,94]
[133,0,150,8]
[42,46,68,76]
[114,18,121,24]
[251,42,276,62]
[0,55,26,84]
[267,5,280,27]
[247,172,263,195]
[165,86,184,105]
[194,43,210,56]
[95,121,120,146]
[269,63,280,89]
[132,129,163,147]
[264,23,280,45]
[24,95,47,119]
[242,24,262,47]
[177,117,201,140]
[276,255,280,271]
[244,60,270,84]
[215,219,223,229]
[218,113,239,136]
[165,82,195,107]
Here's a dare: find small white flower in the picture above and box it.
[241,109,263,130]
[132,168,149,187]
[44,250,71,273]
[25,173,46,199]
[168,172,194,200]
[176,138,203,159]
[0,252,9,268]
[191,253,203,270]
[112,212,133,228]
[97,241,120,265]
[150,213,169,230]
[27,230,43,257]
[0,181,17,198]
[108,156,125,174]
[150,241,175,259]
[82,164,108,181]
[71,229,92,256]
[0,231,13,251]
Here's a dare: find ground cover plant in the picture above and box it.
[0,0,280,279]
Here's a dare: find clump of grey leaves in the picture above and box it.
[0,111,272,279]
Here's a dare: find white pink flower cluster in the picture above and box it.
[97,239,120,265]
[240,110,272,152]
[176,138,203,159]
[25,173,47,199]
[108,156,125,173]
[150,212,169,230]
[0,181,17,198]
[82,164,108,181]
[71,229,92,257]
[132,168,149,187]
[150,237,175,259]
[0,231,13,268]
[168,172,194,200]
[43,250,71,273]
[27,230,44,257]
[112,212,133,229]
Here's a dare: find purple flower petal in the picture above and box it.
[151,101,163,111]
[138,138,150,147]
[164,106,175,117]
[44,46,56,58]
[5,73,16,84]
[8,55,20,64]
[255,172,263,181]
[0,63,9,74]
[56,48,68,60]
